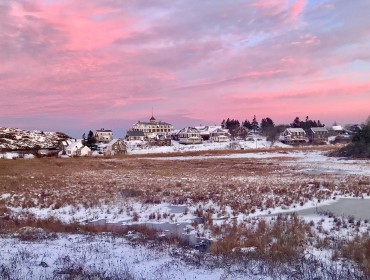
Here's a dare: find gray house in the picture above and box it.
[307,127,329,143]
[104,139,127,156]
[126,130,146,141]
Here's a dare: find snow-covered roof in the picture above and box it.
[195,125,222,133]
[65,141,84,151]
[287,128,305,133]
[331,125,344,131]
[210,128,229,134]
[179,127,200,134]
[106,139,124,147]
[311,127,328,133]
[136,121,172,126]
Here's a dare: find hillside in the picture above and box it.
[0,127,70,150]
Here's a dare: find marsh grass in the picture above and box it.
[1,148,369,223]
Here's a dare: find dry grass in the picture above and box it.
[333,234,370,276]
[1,147,370,278]
[210,213,311,264]
[1,148,369,218]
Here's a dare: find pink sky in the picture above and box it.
[1,0,370,137]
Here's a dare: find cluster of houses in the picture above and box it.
[126,115,350,145]
[59,130,126,157]
[57,114,352,157]
[279,125,349,144]
[126,115,231,144]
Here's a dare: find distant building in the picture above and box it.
[210,128,230,142]
[95,129,113,143]
[178,127,203,144]
[126,130,146,141]
[63,140,92,157]
[195,125,225,140]
[307,127,329,143]
[104,139,127,156]
[279,128,307,143]
[328,125,344,136]
[131,115,173,139]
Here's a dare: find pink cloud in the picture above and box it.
[290,0,307,20]
[9,0,136,51]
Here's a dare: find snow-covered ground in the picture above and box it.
[0,127,69,150]
[1,147,370,279]
[126,138,290,155]
[0,234,232,280]
[0,138,287,159]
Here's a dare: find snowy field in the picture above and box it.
[1,146,370,279]
[126,138,290,155]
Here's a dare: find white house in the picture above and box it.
[131,115,173,139]
[279,128,307,143]
[64,140,92,157]
[178,127,203,144]
[210,128,230,142]
[95,129,113,143]
[77,146,92,157]
[195,125,224,140]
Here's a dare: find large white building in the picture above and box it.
[131,115,173,139]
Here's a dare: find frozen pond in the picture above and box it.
[292,198,370,220]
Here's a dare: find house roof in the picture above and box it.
[179,127,200,133]
[136,121,172,126]
[311,127,328,133]
[96,129,112,132]
[195,125,222,131]
[126,131,145,137]
[65,141,84,151]
[211,128,229,134]
[287,128,306,133]
[107,139,118,147]
[331,125,344,131]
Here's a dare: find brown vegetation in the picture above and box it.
[1,148,369,221]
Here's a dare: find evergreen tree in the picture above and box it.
[243,119,253,130]
[291,116,324,129]
[251,115,259,133]
[86,130,96,148]
[291,117,301,128]
[260,117,274,132]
